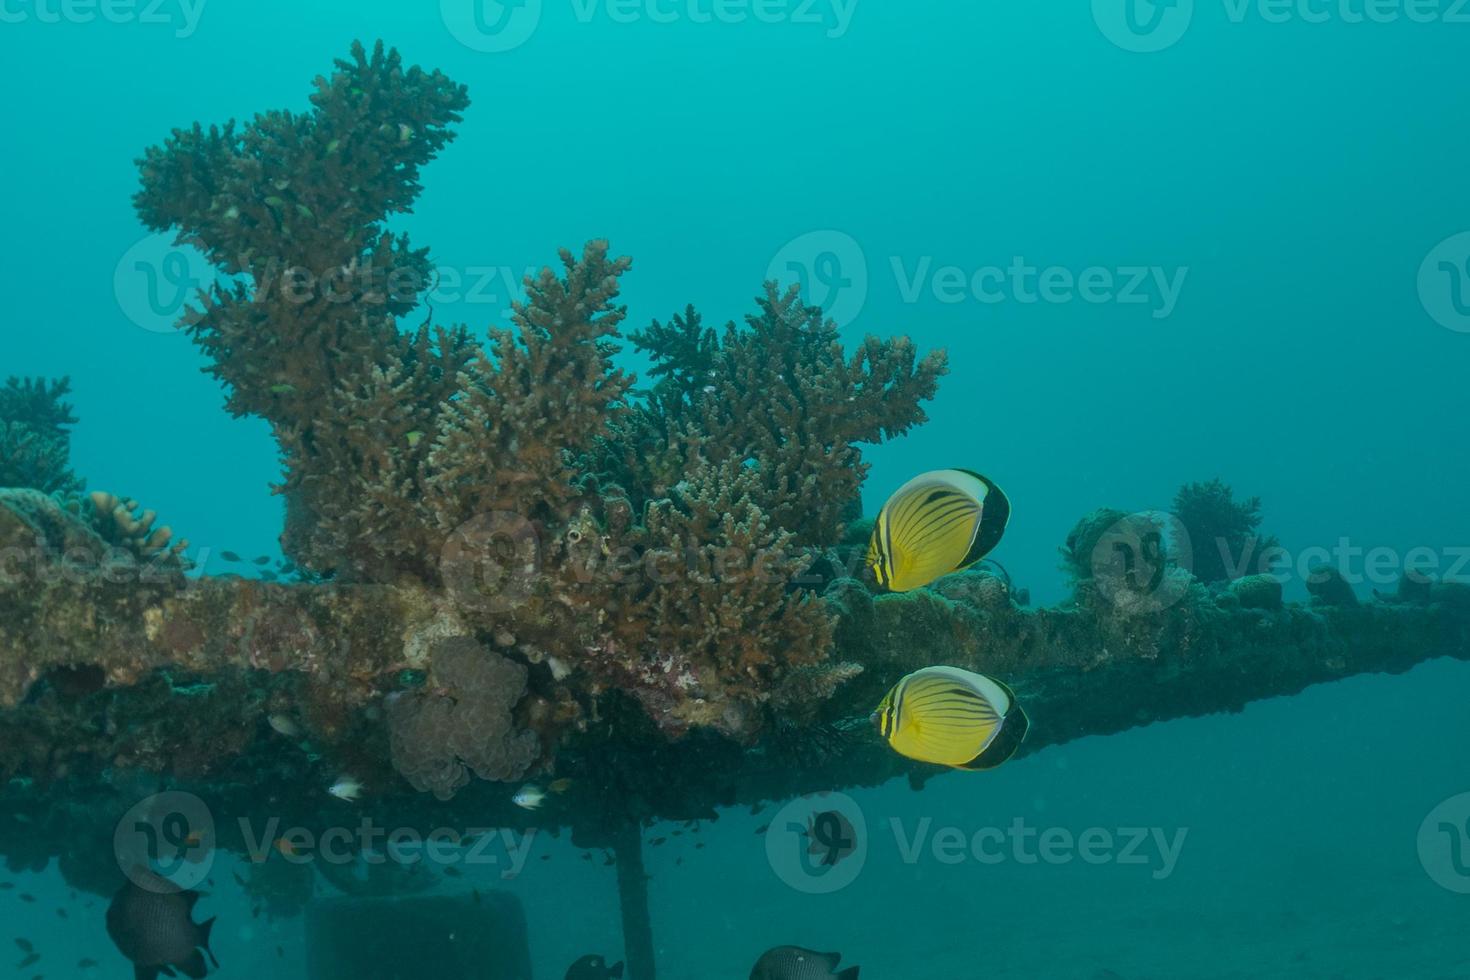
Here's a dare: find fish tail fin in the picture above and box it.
[177,947,211,979]
[836,968,860,979]
[134,967,161,980]
[609,962,626,978]
[199,916,220,966]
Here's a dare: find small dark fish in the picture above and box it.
[805,810,859,868]
[650,838,666,847]
[471,889,482,905]
[17,953,39,968]
[279,562,297,574]
[0,883,12,890]
[78,960,97,969]
[107,870,219,980]
[754,824,770,836]
[443,866,462,878]
[15,939,33,953]
[695,843,705,850]
[541,855,552,862]
[602,854,615,866]
[253,556,271,565]
[258,571,278,581]
[55,909,67,919]
[749,945,858,980]
[565,953,625,980]
[18,894,35,903]
[252,905,262,919]
[675,858,684,866]
[220,551,241,563]
[231,873,245,888]
[750,803,767,816]
[276,946,284,959]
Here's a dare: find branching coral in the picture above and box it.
[1172,478,1280,584]
[385,636,539,800]
[134,40,475,582]
[0,376,82,494]
[599,288,947,548]
[131,40,945,790]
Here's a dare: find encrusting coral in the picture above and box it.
[0,376,83,495]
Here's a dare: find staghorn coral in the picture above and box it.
[1173,478,1280,584]
[600,289,947,548]
[125,40,951,799]
[134,39,476,582]
[0,376,82,495]
[426,242,634,543]
[591,458,840,738]
[385,636,539,800]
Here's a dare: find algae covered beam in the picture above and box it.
[4,484,1468,806]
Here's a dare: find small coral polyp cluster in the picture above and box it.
[132,42,944,791]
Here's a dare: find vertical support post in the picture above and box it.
[611,821,656,980]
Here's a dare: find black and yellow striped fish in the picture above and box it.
[866,469,1010,592]
[871,666,1028,770]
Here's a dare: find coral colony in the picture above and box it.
[1,41,1467,920]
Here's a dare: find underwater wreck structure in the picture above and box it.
[2,42,1468,979]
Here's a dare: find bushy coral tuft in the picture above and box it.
[0,376,82,495]
[1172,478,1279,584]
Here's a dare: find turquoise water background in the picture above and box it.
[3,1,1469,976]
